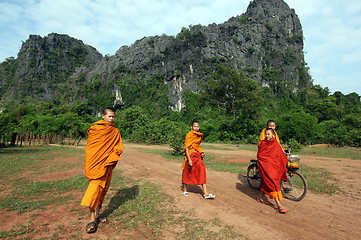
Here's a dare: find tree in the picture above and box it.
[201,64,263,122]
[278,110,318,145]
[306,96,340,122]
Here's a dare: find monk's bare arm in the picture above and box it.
[185,147,193,166]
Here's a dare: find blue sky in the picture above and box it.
[0,0,360,95]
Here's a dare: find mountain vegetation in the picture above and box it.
[0,0,360,149]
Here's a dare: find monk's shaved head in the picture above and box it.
[103,108,115,115]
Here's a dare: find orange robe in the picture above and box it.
[181,130,206,185]
[257,138,288,200]
[81,120,123,210]
[258,128,281,147]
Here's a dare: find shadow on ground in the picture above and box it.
[101,185,139,218]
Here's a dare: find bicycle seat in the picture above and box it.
[250,159,257,163]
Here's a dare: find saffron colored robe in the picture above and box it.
[257,128,281,147]
[181,130,206,185]
[81,120,123,210]
[257,138,288,200]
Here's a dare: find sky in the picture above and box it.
[0,0,360,95]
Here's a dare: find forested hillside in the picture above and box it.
[0,0,360,148]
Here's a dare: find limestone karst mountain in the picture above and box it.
[0,0,310,112]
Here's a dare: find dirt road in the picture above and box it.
[120,143,361,239]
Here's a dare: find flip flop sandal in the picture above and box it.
[204,193,215,199]
[96,216,108,224]
[86,221,97,233]
[277,207,288,213]
[181,192,189,197]
[256,198,270,205]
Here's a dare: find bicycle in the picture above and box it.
[246,151,308,201]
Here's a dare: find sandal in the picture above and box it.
[86,221,97,233]
[203,193,215,199]
[96,216,108,224]
[256,197,270,205]
[277,207,288,213]
[181,192,189,197]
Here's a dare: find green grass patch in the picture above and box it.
[202,144,235,151]
[234,143,361,161]
[299,165,340,194]
[299,146,361,160]
[0,175,88,213]
[0,145,87,213]
[205,161,248,174]
[0,221,34,239]
[140,148,184,162]
[0,145,84,178]
[236,144,258,152]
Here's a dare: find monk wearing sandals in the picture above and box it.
[257,128,288,213]
[81,108,124,233]
[181,121,215,199]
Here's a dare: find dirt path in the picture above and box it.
[119,143,361,239]
[1,143,360,239]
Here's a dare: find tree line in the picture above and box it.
[1,64,360,151]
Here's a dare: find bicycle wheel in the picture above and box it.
[247,164,261,190]
[281,171,307,201]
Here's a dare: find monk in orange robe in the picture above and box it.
[257,128,288,213]
[181,121,215,199]
[258,120,281,147]
[81,108,123,233]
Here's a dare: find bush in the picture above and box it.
[287,138,302,153]
[278,110,318,145]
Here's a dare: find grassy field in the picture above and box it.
[234,143,361,160]
[298,145,361,160]
[0,146,243,239]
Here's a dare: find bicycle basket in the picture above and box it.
[287,155,300,168]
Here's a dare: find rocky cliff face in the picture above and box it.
[0,33,102,101]
[79,0,308,111]
[0,0,310,111]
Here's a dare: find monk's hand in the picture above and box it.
[201,152,205,159]
[188,160,193,167]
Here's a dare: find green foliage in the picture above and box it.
[0,101,94,142]
[175,24,202,41]
[286,34,303,43]
[115,106,187,146]
[287,138,302,152]
[247,46,256,55]
[249,1,256,8]
[284,48,298,63]
[296,62,311,88]
[240,16,249,24]
[1,44,360,149]
[278,110,318,145]
[261,68,284,93]
[201,64,263,121]
[232,36,242,45]
[264,22,274,32]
